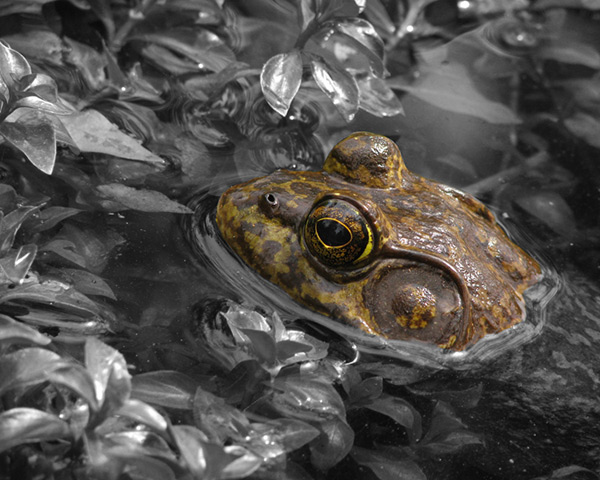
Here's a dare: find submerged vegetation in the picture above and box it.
[0,0,599,479]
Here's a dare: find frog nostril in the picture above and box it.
[265,193,278,207]
[259,192,279,214]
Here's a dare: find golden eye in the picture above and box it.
[304,199,374,267]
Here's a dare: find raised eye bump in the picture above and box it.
[304,198,374,267]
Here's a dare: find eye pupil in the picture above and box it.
[317,219,351,247]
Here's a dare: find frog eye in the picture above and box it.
[304,199,374,267]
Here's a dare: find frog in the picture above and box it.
[215,132,542,351]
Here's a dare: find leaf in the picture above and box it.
[367,394,422,442]
[60,110,166,165]
[131,371,197,410]
[47,363,99,411]
[0,347,62,396]
[310,54,359,122]
[95,184,192,213]
[116,399,167,432]
[240,328,277,365]
[309,417,354,471]
[193,388,250,443]
[298,0,316,30]
[364,0,396,35]
[2,31,64,66]
[85,337,131,414]
[351,447,427,480]
[220,445,262,479]
[271,374,346,422]
[0,408,70,453]
[6,108,77,149]
[40,223,124,274]
[261,50,303,117]
[56,268,116,300]
[276,339,313,361]
[250,418,320,457]
[25,206,82,233]
[0,314,50,346]
[358,75,404,117]
[418,401,483,455]
[534,0,600,10]
[348,376,383,405]
[134,30,235,73]
[0,244,37,284]
[538,41,600,69]
[333,18,385,76]
[0,40,31,90]
[388,63,520,124]
[564,112,600,148]
[544,465,600,479]
[0,120,57,174]
[0,206,38,254]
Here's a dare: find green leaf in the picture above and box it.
[0,314,50,346]
[309,417,354,471]
[351,447,426,480]
[388,63,520,124]
[60,110,166,165]
[0,408,70,453]
[0,120,56,174]
[116,399,167,432]
[261,50,303,117]
[95,184,192,214]
[131,370,197,410]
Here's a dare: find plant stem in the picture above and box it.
[110,0,159,53]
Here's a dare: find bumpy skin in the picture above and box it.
[216,132,541,350]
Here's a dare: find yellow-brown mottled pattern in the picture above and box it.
[215,132,541,350]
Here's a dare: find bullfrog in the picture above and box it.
[215,132,541,351]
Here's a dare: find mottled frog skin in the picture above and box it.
[216,132,541,350]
